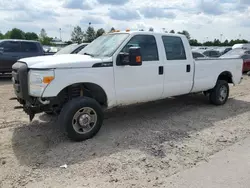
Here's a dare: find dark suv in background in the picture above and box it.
[0,39,44,74]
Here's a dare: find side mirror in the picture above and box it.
[117,47,142,66]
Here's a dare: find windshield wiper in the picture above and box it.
[83,52,94,57]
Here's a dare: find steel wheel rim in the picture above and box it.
[219,85,228,102]
[72,107,97,134]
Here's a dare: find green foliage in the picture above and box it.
[71,26,84,44]
[0,32,3,39]
[85,26,96,42]
[0,27,249,48]
[110,27,115,32]
[8,28,25,39]
[66,41,73,45]
[96,28,105,38]
[189,39,202,46]
[39,28,47,39]
[178,30,190,40]
[25,32,39,40]
[39,28,52,45]
[201,39,248,47]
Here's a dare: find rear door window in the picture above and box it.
[0,41,21,52]
[162,36,186,60]
[21,42,39,53]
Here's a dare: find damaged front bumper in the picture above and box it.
[11,61,52,121]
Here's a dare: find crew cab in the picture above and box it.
[0,39,44,73]
[11,31,243,141]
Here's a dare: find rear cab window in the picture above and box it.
[121,35,159,61]
[21,42,39,53]
[161,36,186,60]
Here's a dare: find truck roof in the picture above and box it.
[108,30,186,38]
[0,39,40,43]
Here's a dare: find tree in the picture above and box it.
[96,28,105,38]
[39,28,52,45]
[71,26,84,44]
[65,41,73,45]
[8,28,25,39]
[39,28,47,39]
[149,27,154,31]
[178,30,190,40]
[0,32,3,39]
[170,30,175,33]
[110,27,115,32]
[224,39,229,46]
[85,26,96,42]
[189,39,202,46]
[213,39,221,46]
[25,32,38,40]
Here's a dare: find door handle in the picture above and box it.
[159,66,164,75]
[186,64,191,72]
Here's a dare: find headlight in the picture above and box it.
[29,70,55,97]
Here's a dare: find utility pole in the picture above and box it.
[59,28,62,41]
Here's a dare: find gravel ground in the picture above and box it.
[1,75,250,188]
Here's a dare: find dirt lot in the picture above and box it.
[1,76,250,188]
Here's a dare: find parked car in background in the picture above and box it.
[203,50,221,58]
[232,43,250,50]
[192,51,207,59]
[220,48,250,58]
[0,39,44,74]
[220,48,250,72]
[220,47,232,55]
[55,43,89,55]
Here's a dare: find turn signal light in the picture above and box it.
[136,56,141,63]
[43,76,54,84]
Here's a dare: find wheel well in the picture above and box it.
[57,83,108,107]
[218,71,233,83]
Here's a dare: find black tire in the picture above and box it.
[45,111,54,115]
[209,80,229,105]
[59,97,104,141]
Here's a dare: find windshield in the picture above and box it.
[79,33,129,57]
[55,44,79,55]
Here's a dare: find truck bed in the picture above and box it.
[191,58,243,93]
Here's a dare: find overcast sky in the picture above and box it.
[0,0,250,42]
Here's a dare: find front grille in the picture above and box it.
[12,62,29,100]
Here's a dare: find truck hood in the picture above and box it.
[19,54,105,69]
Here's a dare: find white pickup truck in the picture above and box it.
[12,31,243,141]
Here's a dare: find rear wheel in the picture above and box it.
[59,97,104,141]
[209,80,229,105]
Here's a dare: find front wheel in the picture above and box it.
[59,97,104,141]
[209,80,229,105]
